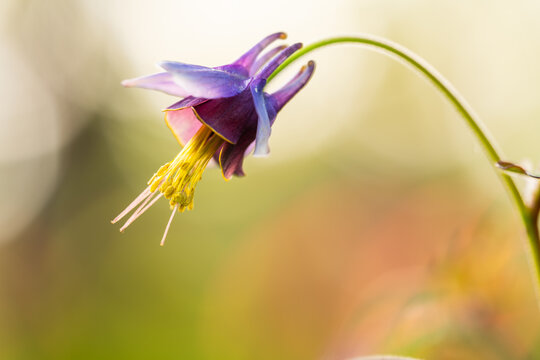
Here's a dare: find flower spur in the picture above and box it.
[112,33,315,245]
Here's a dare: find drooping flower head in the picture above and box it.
[112,32,315,244]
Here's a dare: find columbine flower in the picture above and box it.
[112,32,315,245]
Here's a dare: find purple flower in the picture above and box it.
[112,32,315,244]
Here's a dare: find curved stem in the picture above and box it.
[530,186,540,240]
[268,35,540,301]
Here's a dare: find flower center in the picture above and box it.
[148,125,224,212]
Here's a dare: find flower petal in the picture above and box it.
[249,45,287,75]
[215,63,250,78]
[166,96,208,111]
[219,129,255,179]
[164,108,203,146]
[250,79,272,156]
[270,60,315,111]
[233,32,287,70]
[191,89,257,144]
[219,95,277,178]
[121,72,189,97]
[253,43,302,80]
[164,96,208,145]
[249,44,304,156]
[159,61,249,99]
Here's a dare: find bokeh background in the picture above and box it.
[2,0,540,359]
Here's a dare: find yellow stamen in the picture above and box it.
[147,125,224,212]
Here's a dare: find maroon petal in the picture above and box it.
[218,95,278,179]
[219,129,256,179]
[192,89,258,144]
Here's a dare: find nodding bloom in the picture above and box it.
[112,32,315,245]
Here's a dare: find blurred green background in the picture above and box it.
[2,0,540,359]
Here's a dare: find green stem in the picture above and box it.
[268,35,540,302]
